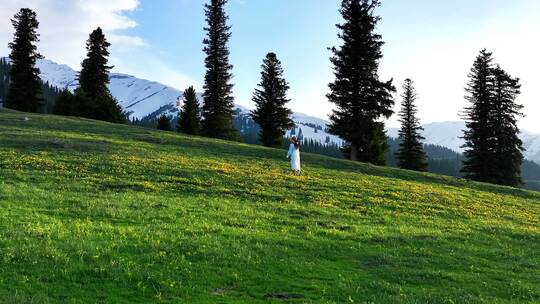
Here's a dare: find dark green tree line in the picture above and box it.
[157,114,173,131]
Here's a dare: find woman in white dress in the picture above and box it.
[287,136,301,175]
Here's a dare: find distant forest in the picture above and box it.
[0,58,61,113]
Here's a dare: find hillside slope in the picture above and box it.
[0,110,539,303]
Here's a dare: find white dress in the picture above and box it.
[287,144,301,171]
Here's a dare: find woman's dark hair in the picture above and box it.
[293,138,301,150]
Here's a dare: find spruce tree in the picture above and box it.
[177,86,201,135]
[491,65,524,187]
[6,8,43,112]
[157,114,173,131]
[79,28,111,99]
[78,27,124,123]
[461,49,497,183]
[201,0,239,140]
[395,79,428,171]
[327,0,395,165]
[250,52,294,147]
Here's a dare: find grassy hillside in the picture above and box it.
[0,110,539,303]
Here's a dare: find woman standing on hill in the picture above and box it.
[287,136,301,175]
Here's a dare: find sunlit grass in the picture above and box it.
[0,110,539,303]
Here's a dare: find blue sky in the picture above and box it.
[1,0,539,132]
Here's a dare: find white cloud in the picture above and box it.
[108,34,147,48]
[0,0,143,69]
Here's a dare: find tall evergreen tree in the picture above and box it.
[327,0,395,165]
[6,8,43,112]
[157,114,173,131]
[79,27,111,99]
[491,65,524,187]
[78,27,125,123]
[250,52,294,147]
[395,79,428,171]
[201,0,239,141]
[461,49,497,183]
[177,86,201,135]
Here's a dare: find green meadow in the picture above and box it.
[0,109,538,303]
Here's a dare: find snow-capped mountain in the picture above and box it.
[387,121,540,164]
[29,58,343,146]
[35,59,186,120]
[387,121,466,153]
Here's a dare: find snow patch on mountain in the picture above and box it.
[33,59,184,119]
[107,74,184,119]
[36,59,78,90]
[387,121,466,153]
